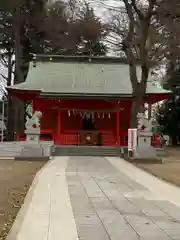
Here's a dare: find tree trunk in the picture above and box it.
[130,101,138,128]
[130,87,145,128]
[7,93,15,141]
[12,5,25,139]
[130,62,149,128]
[13,5,23,84]
[171,135,177,146]
[15,98,25,133]
[148,103,152,120]
[6,5,25,141]
[7,51,13,86]
[6,51,14,141]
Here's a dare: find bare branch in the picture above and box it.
[147,0,156,19]
[131,0,144,19]
[0,73,8,81]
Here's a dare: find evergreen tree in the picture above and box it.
[163,62,180,96]
[77,3,107,56]
[156,99,180,145]
[0,0,107,140]
[0,0,47,83]
[42,1,107,55]
[0,0,47,140]
[156,61,180,145]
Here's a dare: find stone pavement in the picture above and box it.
[7,156,180,240]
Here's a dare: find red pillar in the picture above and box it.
[58,110,61,133]
[57,110,61,144]
[116,111,120,145]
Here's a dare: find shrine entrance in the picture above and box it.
[82,113,95,131]
[80,112,100,145]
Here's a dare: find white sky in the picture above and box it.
[90,0,123,20]
[49,0,124,22]
[0,63,8,96]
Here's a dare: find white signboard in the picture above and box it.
[26,134,39,144]
[128,129,137,152]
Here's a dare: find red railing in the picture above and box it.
[16,131,119,146]
[16,133,26,141]
[16,130,163,148]
[57,134,79,145]
[101,132,117,146]
[120,135,128,146]
[56,132,117,146]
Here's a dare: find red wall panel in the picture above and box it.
[31,98,132,145]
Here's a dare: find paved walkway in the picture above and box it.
[7,157,180,240]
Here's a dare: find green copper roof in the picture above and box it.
[10,57,170,97]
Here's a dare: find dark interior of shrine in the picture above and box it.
[82,116,95,131]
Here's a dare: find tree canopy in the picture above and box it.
[156,61,180,145]
[41,1,107,55]
[0,0,108,85]
[156,98,180,145]
[2,0,180,140]
[106,0,180,127]
[0,0,108,140]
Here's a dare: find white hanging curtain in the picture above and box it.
[86,112,91,119]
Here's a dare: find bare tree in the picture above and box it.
[106,0,180,128]
[114,1,158,127]
[105,0,166,127]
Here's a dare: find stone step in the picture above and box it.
[0,142,54,157]
[0,150,21,157]
[54,152,119,157]
[53,146,121,157]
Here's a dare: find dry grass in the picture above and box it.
[136,148,180,187]
[0,160,45,240]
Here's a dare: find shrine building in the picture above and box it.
[8,55,170,146]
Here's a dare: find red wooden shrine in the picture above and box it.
[9,55,170,147]
[13,96,169,146]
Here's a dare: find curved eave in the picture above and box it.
[39,91,171,101]
[145,92,171,103]
[39,92,133,99]
[7,88,171,102]
[8,88,41,100]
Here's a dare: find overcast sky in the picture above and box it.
[89,0,123,20]
[49,0,123,22]
[89,0,120,21]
